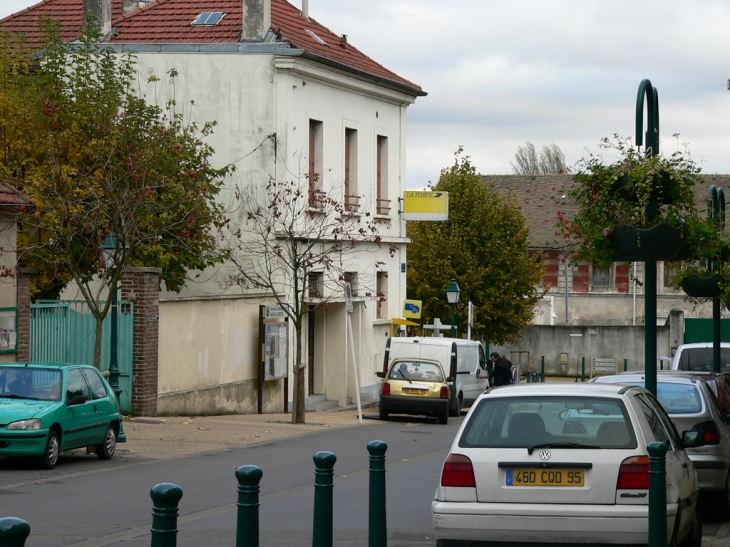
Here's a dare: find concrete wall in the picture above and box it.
[492,310,685,378]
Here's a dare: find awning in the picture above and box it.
[392,318,419,326]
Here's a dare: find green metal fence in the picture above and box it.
[30,300,133,412]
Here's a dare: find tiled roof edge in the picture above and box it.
[101,41,300,54]
[300,51,426,97]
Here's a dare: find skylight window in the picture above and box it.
[305,29,328,47]
[192,12,225,26]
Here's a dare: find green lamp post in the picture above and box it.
[445,278,461,338]
[102,234,122,403]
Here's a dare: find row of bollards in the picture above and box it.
[0,440,389,547]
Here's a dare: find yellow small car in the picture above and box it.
[376,358,451,424]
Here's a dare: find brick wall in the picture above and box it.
[573,264,590,293]
[16,267,34,361]
[616,264,630,293]
[121,267,160,416]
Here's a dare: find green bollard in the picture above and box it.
[526,370,531,383]
[312,451,337,547]
[647,442,668,547]
[0,517,30,547]
[541,356,545,382]
[150,483,183,547]
[581,357,585,382]
[368,440,388,547]
[624,358,628,372]
[236,465,263,547]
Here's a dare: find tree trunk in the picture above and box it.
[292,319,306,423]
[93,313,104,370]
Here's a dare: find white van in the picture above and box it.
[671,342,730,372]
[381,337,489,416]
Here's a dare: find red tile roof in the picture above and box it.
[0,0,424,95]
[0,180,35,211]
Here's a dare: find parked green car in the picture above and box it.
[0,363,125,469]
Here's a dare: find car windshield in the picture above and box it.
[0,366,62,401]
[677,348,730,372]
[389,360,444,382]
[459,395,637,449]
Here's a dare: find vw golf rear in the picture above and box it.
[431,383,703,546]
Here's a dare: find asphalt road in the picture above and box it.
[0,413,460,547]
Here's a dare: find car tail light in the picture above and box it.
[617,456,649,489]
[441,454,476,487]
[693,420,720,444]
[382,383,390,396]
[440,386,449,398]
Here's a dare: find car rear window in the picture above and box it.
[676,348,730,372]
[389,360,444,382]
[459,396,637,449]
[656,383,702,414]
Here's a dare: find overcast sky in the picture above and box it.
[3,0,730,188]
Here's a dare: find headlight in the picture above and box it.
[7,419,42,430]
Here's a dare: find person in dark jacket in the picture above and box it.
[490,352,513,386]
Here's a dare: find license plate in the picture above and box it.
[403,388,427,395]
[506,468,585,486]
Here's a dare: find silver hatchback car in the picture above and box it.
[432,383,704,546]
[593,371,730,520]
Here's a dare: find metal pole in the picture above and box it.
[0,517,30,547]
[714,297,721,373]
[450,303,456,338]
[624,358,628,372]
[368,440,388,547]
[581,356,585,382]
[150,483,183,547]
[236,465,263,547]
[108,284,125,441]
[540,356,545,382]
[647,442,668,547]
[312,451,336,547]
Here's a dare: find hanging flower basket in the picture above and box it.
[610,170,674,204]
[681,273,724,298]
[610,222,690,262]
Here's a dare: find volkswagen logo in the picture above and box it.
[538,450,551,460]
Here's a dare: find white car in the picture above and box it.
[431,383,704,546]
[671,342,730,372]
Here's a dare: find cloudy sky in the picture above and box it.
[2,0,730,188]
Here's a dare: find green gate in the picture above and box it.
[30,300,134,413]
[684,318,730,344]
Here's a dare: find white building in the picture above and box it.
[2,0,425,414]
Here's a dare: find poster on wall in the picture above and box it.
[264,321,288,380]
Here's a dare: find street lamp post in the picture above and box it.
[102,234,122,403]
[445,278,461,338]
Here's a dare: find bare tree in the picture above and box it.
[222,176,393,423]
[511,142,570,174]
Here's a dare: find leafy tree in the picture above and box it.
[511,142,570,174]
[222,177,393,424]
[0,20,232,368]
[408,149,546,344]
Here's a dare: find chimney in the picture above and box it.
[302,0,309,21]
[122,0,156,16]
[242,0,272,41]
[83,0,112,39]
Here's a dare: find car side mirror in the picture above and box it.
[446,376,454,383]
[559,409,569,421]
[682,430,705,448]
[67,394,87,406]
[375,371,385,378]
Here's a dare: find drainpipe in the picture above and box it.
[564,260,569,325]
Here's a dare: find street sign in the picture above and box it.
[266,305,286,318]
[403,299,422,319]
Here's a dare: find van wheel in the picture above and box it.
[711,475,730,521]
[449,394,462,417]
[678,507,702,547]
